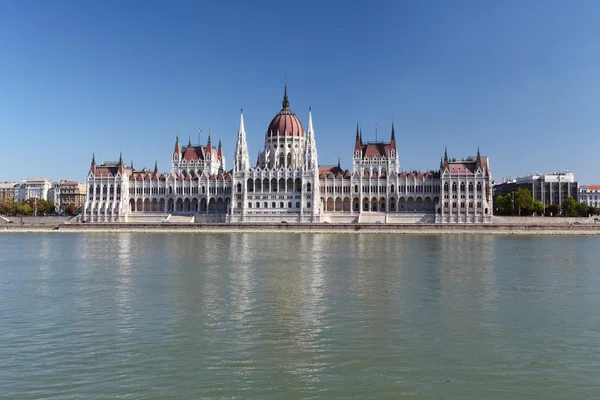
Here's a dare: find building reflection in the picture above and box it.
[115,233,134,333]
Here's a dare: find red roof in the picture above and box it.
[182,145,220,161]
[360,142,395,159]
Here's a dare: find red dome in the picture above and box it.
[267,84,304,137]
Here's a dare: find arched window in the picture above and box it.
[452,182,457,192]
[307,182,312,192]
[237,183,242,192]
[286,153,292,168]
[477,182,482,192]
[444,183,449,191]
[460,183,465,192]
[354,184,359,193]
[468,182,473,191]
[391,185,395,193]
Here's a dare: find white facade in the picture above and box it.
[83,86,493,224]
[579,186,600,208]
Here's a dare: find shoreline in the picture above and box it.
[2,222,600,235]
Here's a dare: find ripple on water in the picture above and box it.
[1,234,600,399]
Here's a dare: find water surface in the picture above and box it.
[1,233,599,399]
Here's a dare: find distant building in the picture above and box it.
[0,182,19,202]
[579,185,600,209]
[59,180,86,211]
[493,172,579,208]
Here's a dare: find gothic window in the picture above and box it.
[391,185,395,193]
[469,183,473,191]
[452,183,457,192]
[272,202,276,208]
[307,182,312,192]
[460,183,465,192]
[237,183,242,192]
[354,185,359,193]
[477,182,482,192]
[444,183,449,191]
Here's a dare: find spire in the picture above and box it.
[118,152,123,165]
[390,123,396,150]
[391,123,396,141]
[130,160,134,170]
[206,130,212,154]
[307,107,314,134]
[444,147,448,162]
[234,108,250,172]
[282,81,290,110]
[337,157,341,168]
[90,153,96,174]
[154,160,158,174]
[174,135,180,155]
[354,124,362,152]
[476,146,482,169]
[217,138,223,159]
[188,134,192,147]
[359,128,363,144]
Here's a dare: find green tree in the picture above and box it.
[514,188,534,215]
[533,200,544,215]
[577,202,589,217]
[562,196,578,217]
[588,205,599,216]
[546,203,560,216]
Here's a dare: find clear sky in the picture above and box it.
[1,0,599,184]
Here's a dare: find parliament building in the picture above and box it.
[83,85,493,224]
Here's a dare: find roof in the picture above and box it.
[182,145,220,161]
[318,166,350,179]
[359,142,395,159]
[443,157,489,175]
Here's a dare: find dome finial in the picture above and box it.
[282,80,290,109]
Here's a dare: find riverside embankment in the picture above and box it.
[3,222,600,235]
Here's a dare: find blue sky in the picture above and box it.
[1,0,599,184]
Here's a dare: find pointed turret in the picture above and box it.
[217,138,223,160]
[443,147,449,169]
[282,82,290,110]
[174,135,181,155]
[303,107,319,171]
[390,123,396,150]
[354,124,361,152]
[118,152,125,174]
[154,160,158,174]
[234,108,250,172]
[476,146,482,170]
[359,128,363,144]
[188,134,192,147]
[90,153,96,174]
[337,157,341,169]
[130,160,134,170]
[206,131,212,155]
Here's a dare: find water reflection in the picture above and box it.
[116,233,134,333]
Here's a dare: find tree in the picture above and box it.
[588,205,599,216]
[65,204,77,215]
[0,199,11,215]
[577,202,589,217]
[546,203,559,216]
[562,196,578,217]
[533,200,544,215]
[514,188,534,215]
[494,194,514,215]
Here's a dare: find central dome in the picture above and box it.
[267,84,304,137]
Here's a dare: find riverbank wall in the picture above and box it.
[3,222,600,235]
